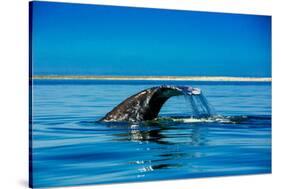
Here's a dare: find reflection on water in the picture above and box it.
[111,122,209,178]
[31,81,271,188]
[110,121,207,146]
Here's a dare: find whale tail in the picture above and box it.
[100,85,214,122]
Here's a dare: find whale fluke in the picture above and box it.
[100,85,202,122]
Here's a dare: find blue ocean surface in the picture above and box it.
[31,80,271,188]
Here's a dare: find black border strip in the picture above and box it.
[28,1,33,188]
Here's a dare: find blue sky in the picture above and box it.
[31,1,271,77]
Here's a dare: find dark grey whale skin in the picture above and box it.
[100,85,195,122]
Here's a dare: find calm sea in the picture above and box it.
[30,80,271,188]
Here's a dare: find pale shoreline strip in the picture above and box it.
[31,75,272,82]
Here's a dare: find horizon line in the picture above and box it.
[31,75,272,82]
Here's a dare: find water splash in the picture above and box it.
[181,87,216,118]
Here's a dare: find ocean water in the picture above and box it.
[30,80,271,188]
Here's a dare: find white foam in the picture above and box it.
[171,116,234,123]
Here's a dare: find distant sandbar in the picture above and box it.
[32,75,271,82]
